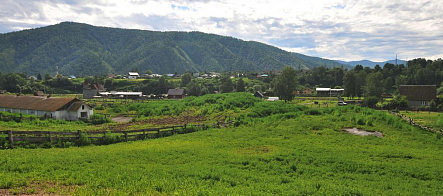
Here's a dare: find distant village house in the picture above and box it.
[83,83,106,99]
[128,72,140,79]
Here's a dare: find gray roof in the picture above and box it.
[167,89,185,96]
[399,85,436,101]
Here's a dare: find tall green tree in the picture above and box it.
[219,75,234,93]
[181,72,192,87]
[37,73,42,81]
[355,71,367,98]
[2,73,27,93]
[186,80,201,96]
[365,72,383,98]
[272,66,297,103]
[236,78,245,92]
[343,71,356,98]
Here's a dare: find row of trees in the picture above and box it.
[1,58,442,102]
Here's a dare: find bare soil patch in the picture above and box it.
[0,189,10,196]
[111,116,133,123]
[343,128,383,137]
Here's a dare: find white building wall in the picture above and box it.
[0,105,92,120]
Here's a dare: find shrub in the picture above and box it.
[363,96,379,108]
[357,118,366,125]
[77,133,92,146]
[90,114,112,125]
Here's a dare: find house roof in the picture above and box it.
[115,92,143,96]
[68,101,84,111]
[0,95,80,112]
[399,85,436,101]
[83,83,105,90]
[316,88,344,92]
[316,88,331,91]
[168,89,185,96]
[254,91,264,97]
[128,72,140,76]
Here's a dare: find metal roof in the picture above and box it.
[0,95,79,112]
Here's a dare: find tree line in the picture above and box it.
[1,58,442,102]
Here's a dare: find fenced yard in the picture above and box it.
[0,121,232,149]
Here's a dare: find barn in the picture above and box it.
[0,95,93,120]
[399,85,437,107]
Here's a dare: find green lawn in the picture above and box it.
[1,103,443,195]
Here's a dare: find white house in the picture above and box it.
[128,72,140,79]
[0,95,93,120]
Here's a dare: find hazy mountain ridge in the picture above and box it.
[336,59,407,68]
[0,22,346,76]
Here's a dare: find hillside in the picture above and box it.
[0,22,346,76]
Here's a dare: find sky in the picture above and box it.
[0,0,442,62]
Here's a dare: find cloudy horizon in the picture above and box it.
[1,0,442,62]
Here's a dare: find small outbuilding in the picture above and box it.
[167,89,186,99]
[303,87,312,95]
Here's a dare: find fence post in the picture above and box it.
[157,129,160,138]
[77,130,82,144]
[172,126,175,135]
[8,130,14,149]
[48,132,52,143]
[143,130,146,139]
[124,132,128,142]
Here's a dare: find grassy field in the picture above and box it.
[399,111,443,130]
[1,94,443,195]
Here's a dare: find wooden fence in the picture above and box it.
[0,122,232,149]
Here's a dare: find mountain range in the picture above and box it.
[336,59,407,68]
[0,22,351,76]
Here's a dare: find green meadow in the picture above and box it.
[1,93,443,195]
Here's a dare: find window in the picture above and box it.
[82,105,85,110]
[81,112,88,118]
[421,101,428,106]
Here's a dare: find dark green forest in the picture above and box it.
[0,22,346,76]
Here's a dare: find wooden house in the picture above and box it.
[167,89,186,99]
[303,87,312,95]
[398,85,437,107]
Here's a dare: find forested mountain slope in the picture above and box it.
[0,22,346,76]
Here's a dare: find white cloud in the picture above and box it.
[0,0,442,62]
